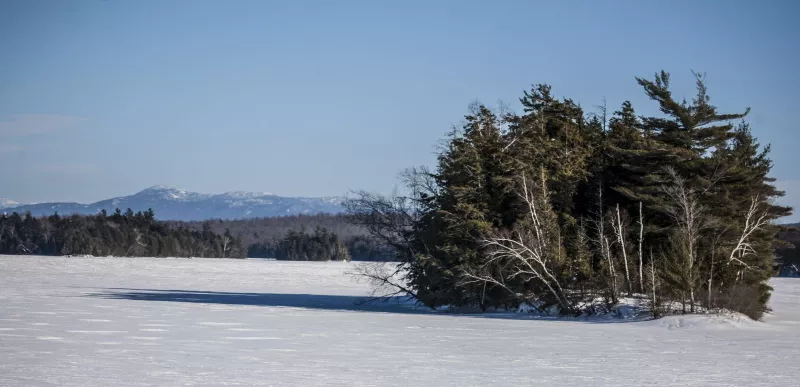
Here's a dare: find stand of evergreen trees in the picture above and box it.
[175,214,396,261]
[776,225,800,276]
[248,231,394,261]
[347,71,792,320]
[248,226,350,261]
[0,210,393,261]
[0,208,245,258]
[170,214,366,247]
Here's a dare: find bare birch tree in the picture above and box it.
[463,174,575,314]
[648,248,659,318]
[611,204,633,296]
[726,195,770,272]
[603,236,618,302]
[662,167,710,313]
[591,183,618,303]
[638,202,644,293]
[221,235,232,258]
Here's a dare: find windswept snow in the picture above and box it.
[1,256,799,386]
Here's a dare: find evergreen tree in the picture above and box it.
[345,70,792,319]
[411,104,516,308]
[508,84,595,224]
[702,123,792,316]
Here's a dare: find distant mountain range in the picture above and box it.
[0,198,19,208]
[0,186,345,221]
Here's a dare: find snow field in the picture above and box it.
[1,255,799,386]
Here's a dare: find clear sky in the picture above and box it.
[1,0,798,220]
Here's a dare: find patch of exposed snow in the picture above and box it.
[1,256,798,386]
[642,312,759,330]
[0,198,19,208]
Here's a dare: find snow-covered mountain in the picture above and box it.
[1,186,345,221]
[0,198,19,209]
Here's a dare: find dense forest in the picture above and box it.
[174,214,394,261]
[776,226,800,276]
[0,209,246,258]
[347,71,792,320]
[171,214,365,247]
[0,210,394,261]
[248,227,350,261]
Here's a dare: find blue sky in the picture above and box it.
[1,0,798,220]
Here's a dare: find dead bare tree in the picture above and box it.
[463,174,575,314]
[662,167,709,313]
[602,236,618,302]
[726,195,770,273]
[638,202,644,293]
[347,262,418,304]
[611,204,633,296]
[125,228,147,256]
[648,248,659,318]
[344,167,435,306]
[591,183,618,303]
[221,235,232,258]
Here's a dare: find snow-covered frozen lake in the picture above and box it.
[1,256,799,386]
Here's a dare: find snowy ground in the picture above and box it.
[1,256,799,386]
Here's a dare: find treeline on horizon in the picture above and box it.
[776,225,800,276]
[171,214,394,261]
[0,208,246,258]
[3,207,794,268]
[346,70,793,320]
[0,210,394,261]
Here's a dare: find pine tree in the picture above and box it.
[702,123,793,317]
[344,70,791,319]
[615,71,777,315]
[409,104,517,309]
[508,84,594,225]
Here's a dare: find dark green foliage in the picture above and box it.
[247,226,350,261]
[404,91,602,310]
[410,104,518,308]
[343,235,396,261]
[348,70,791,320]
[509,84,597,222]
[776,226,800,276]
[173,214,394,261]
[0,209,245,258]
[606,72,789,316]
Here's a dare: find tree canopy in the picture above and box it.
[347,71,791,320]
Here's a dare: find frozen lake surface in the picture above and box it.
[1,256,799,386]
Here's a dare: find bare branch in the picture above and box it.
[726,195,770,271]
[463,174,575,314]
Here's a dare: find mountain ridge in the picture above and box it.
[1,186,345,221]
[0,198,20,208]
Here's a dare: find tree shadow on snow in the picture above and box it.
[83,288,648,323]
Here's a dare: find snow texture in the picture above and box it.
[1,255,799,386]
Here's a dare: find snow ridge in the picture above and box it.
[2,187,345,221]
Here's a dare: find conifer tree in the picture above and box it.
[413,104,517,308]
[345,70,791,319]
[507,85,594,225]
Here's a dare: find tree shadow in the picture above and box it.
[83,288,650,323]
[88,288,425,315]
